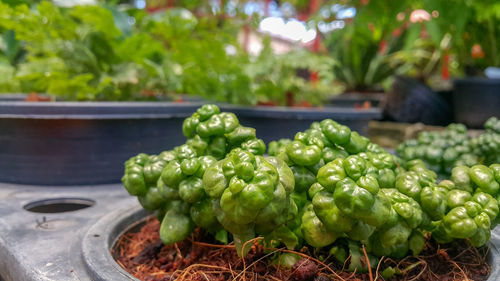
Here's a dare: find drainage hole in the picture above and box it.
[24,198,95,213]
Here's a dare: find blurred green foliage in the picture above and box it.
[0,2,175,100]
[0,1,335,104]
[246,38,335,105]
[2,0,498,101]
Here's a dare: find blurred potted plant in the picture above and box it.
[245,37,337,107]
[322,0,411,109]
[451,1,500,127]
[220,37,380,144]
[0,2,203,185]
[398,0,500,127]
[0,2,186,101]
[378,0,469,126]
[0,1,382,186]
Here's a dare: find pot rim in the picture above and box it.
[0,102,204,119]
[82,204,145,281]
[453,77,500,85]
[0,101,381,120]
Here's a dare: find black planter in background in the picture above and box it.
[0,102,381,186]
[453,78,500,128]
[0,102,202,186]
[383,76,453,126]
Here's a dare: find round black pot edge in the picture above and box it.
[453,78,500,128]
[83,205,500,281]
[0,101,380,122]
[0,101,206,117]
[0,101,380,119]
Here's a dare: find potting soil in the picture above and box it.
[113,218,490,281]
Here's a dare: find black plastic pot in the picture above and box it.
[383,76,453,126]
[218,104,381,144]
[0,102,380,186]
[453,78,500,128]
[0,102,203,186]
[82,205,500,281]
[326,92,384,108]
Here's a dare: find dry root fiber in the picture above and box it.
[112,218,491,281]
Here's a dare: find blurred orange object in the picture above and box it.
[471,44,485,59]
[25,93,51,102]
[354,101,372,110]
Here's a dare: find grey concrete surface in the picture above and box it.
[1,182,500,281]
[0,183,137,281]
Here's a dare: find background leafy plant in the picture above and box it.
[322,0,412,92]
[0,2,171,100]
[246,38,336,106]
[0,1,335,104]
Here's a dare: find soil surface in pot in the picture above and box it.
[113,218,490,281]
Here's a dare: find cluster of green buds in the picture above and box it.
[121,105,268,247]
[122,150,176,209]
[182,104,266,159]
[267,119,500,271]
[397,123,477,175]
[302,158,500,271]
[267,138,292,157]
[278,120,369,199]
[202,148,296,256]
[121,145,225,244]
[398,117,500,176]
[122,105,500,273]
[471,117,500,165]
[433,164,500,245]
[309,151,426,260]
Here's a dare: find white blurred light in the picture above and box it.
[318,20,345,33]
[53,0,96,6]
[302,29,317,43]
[244,1,263,16]
[135,0,146,9]
[248,42,263,55]
[226,0,237,17]
[259,17,317,43]
[224,44,237,55]
[337,7,355,19]
[331,4,342,13]
[260,17,285,32]
[210,0,220,14]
